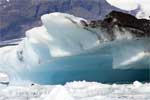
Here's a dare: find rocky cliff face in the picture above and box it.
[0,0,128,41]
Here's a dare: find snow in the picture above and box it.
[135,0,150,19]
[44,85,74,100]
[6,0,10,2]
[0,72,9,82]
[106,0,150,19]
[106,0,138,10]
[0,81,150,100]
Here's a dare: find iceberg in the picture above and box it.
[0,11,149,85]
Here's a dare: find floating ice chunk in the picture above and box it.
[0,81,150,100]
[0,72,9,83]
[133,81,142,88]
[44,85,74,100]
[136,0,150,19]
[0,12,149,84]
[0,13,100,84]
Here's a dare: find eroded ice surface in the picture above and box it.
[0,81,150,100]
[0,12,149,84]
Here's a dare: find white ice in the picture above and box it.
[6,0,10,2]
[0,81,150,100]
[106,0,138,11]
[106,0,150,19]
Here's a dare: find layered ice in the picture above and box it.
[0,12,149,84]
[25,13,99,58]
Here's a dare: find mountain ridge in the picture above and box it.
[0,0,130,41]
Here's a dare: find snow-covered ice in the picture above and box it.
[6,0,10,2]
[106,0,150,19]
[0,81,150,100]
[106,0,138,11]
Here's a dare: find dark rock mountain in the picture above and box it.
[0,0,131,41]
